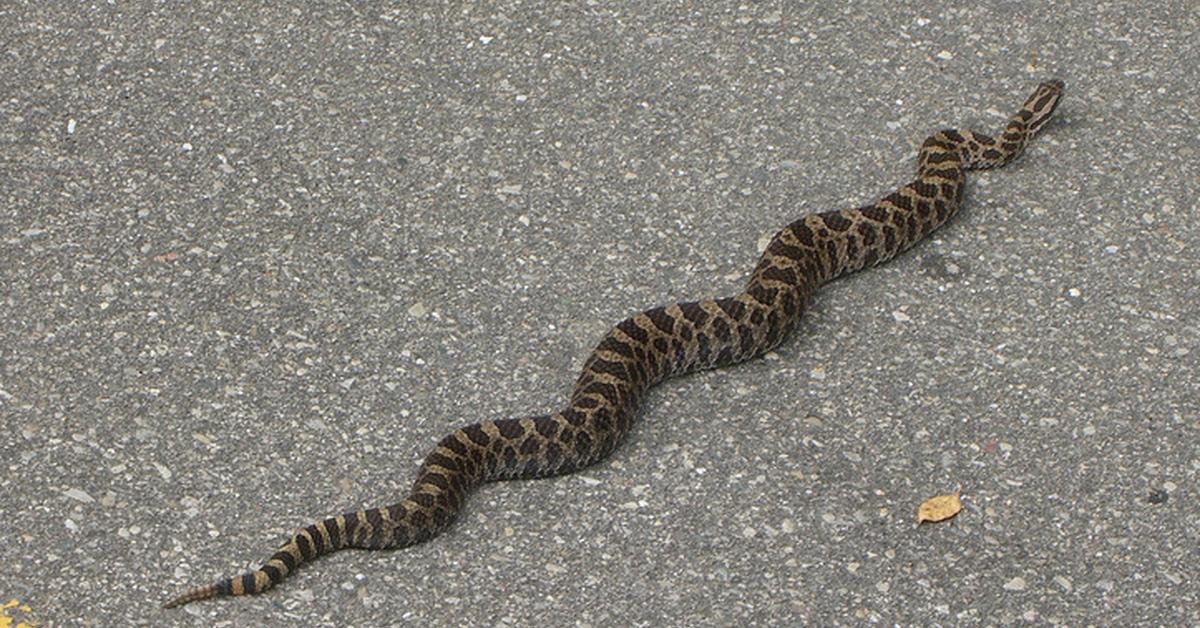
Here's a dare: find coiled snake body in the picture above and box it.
[167,80,1064,607]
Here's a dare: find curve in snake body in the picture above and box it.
[166,80,1064,608]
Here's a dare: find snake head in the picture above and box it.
[1024,79,1065,134]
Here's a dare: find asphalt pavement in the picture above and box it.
[1,1,1197,625]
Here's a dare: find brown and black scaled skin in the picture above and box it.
[165,80,1064,608]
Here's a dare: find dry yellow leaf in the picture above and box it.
[917,491,962,524]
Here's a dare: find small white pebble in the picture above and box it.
[67,118,77,134]
[407,302,428,317]
[479,35,493,44]
[757,233,773,252]
[153,462,173,481]
[1003,576,1027,591]
[1067,288,1081,297]
[181,142,193,152]
[64,488,95,503]
[936,50,954,60]
[892,310,911,323]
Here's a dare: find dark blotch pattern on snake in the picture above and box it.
[166,80,1065,607]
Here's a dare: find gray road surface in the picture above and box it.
[2,1,1197,625]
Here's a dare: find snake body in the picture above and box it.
[166,80,1064,607]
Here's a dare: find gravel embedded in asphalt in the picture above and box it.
[1,2,1197,624]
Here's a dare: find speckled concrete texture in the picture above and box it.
[1,1,1196,625]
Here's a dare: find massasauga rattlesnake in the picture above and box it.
[166,79,1065,607]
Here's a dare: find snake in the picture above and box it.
[165,79,1064,608]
